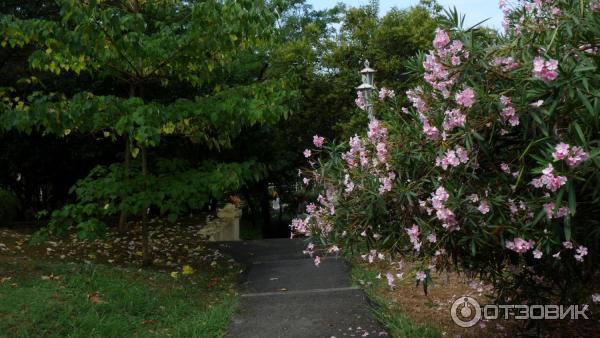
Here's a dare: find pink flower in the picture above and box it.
[343,174,355,193]
[455,87,476,108]
[506,237,535,253]
[306,203,317,214]
[499,96,519,127]
[427,233,437,243]
[531,164,567,192]
[303,149,311,158]
[575,245,588,262]
[563,241,573,249]
[291,218,309,235]
[433,29,450,50]
[313,135,325,148]
[491,56,519,72]
[314,255,321,267]
[532,57,559,82]
[442,109,466,132]
[451,55,461,66]
[406,224,421,252]
[328,245,340,253]
[533,249,543,259]
[378,87,395,101]
[435,146,469,170]
[355,91,367,110]
[478,201,490,214]
[415,271,427,282]
[566,146,589,168]
[552,142,570,161]
[556,207,570,218]
[378,176,393,195]
[368,119,388,143]
[303,177,310,185]
[386,272,395,288]
[500,163,511,173]
[543,202,556,218]
[592,294,600,303]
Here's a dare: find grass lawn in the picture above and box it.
[0,222,241,338]
[0,257,237,337]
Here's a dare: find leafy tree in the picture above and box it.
[1,0,296,263]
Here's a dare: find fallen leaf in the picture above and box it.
[88,291,106,304]
[41,274,61,281]
[182,265,195,275]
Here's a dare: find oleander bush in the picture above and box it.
[293,0,600,310]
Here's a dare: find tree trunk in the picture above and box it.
[118,136,131,232]
[118,84,136,233]
[259,181,272,237]
[141,145,152,266]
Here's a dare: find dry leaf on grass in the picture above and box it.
[87,291,106,304]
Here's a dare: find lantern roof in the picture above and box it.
[360,60,376,74]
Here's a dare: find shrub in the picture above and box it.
[0,187,20,224]
[293,0,600,314]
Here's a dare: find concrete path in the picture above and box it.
[212,239,385,338]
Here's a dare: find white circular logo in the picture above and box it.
[451,296,482,328]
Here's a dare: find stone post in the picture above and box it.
[216,203,242,241]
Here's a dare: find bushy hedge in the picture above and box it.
[0,187,20,223]
[293,0,600,310]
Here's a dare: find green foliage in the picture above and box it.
[46,160,266,238]
[0,187,20,223]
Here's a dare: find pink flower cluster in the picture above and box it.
[478,201,490,214]
[574,245,588,262]
[355,91,367,111]
[435,146,469,170]
[552,143,588,168]
[506,237,535,253]
[343,174,354,193]
[543,202,569,219]
[361,249,385,264]
[532,57,559,82]
[499,96,519,127]
[424,186,458,231]
[491,56,520,72]
[455,87,476,108]
[378,87,395,101]
[378,172,396,195]
[442,109,466,132]
[531,164,567,192]
[592,1,600,11]
[291,217,309,235]
[342,135,364,168]
[423,29,467,98]
[405,224,421,252]
[340,120,395,196]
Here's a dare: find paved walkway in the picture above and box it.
[212,239,385,338]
